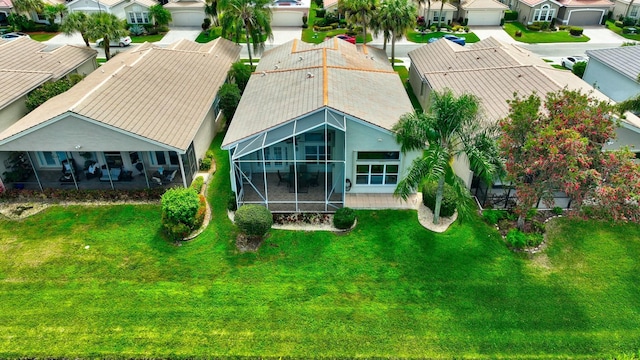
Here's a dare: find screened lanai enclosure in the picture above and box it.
[229,110,346,213]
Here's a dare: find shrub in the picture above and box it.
[504,10,518,21]
[430,25,437,32]
[525,208,538,221]
[506,228,527,248]
[302,13,308,25]
[193,194,207,229]
[531,220,545,234]
[527,24,541,31]
[218,83,241,124]
[515,30,522,37]
[452,25,462,32]
[526,232,544,247]
[227,192,237,211]
[552,206,563,215]
[334,207,356,229]
[315,8,326,18]
[202,17,212,30]
[623,17,637,26]
[615,20,624,28]
[199,157,212,171]
[314,0,323,7]
[163,221,191,242]
[228,61,251,93]
[191,176,205,192]
[483,209,507,225]
[235,204,273,238]
[569,26,583,36]
[161,187,200,228]
[572,61,587,78]
[462,18,469,26]
[464,26,470,32]
[422,181,457,218]
[558,25,569,30]
[315,25,333,31]
[26,77,82,112]
[129,24,146,35]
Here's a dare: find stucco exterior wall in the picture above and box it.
[408,64,430,111]
[0,96,29,133]
[583,58,640,102]
[192,106,218,163]
[603,125,640,152]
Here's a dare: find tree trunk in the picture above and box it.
[81,33,89,47]
[391,35,395,64]
[517,214,525,230]
[362,9,367,44]
[426,1,431,26]
[438,2,444,30]
[382,32,388,51]
[245,26,253,67]
[104,36,111,60]
[433,176,445,225]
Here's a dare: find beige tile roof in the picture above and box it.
[0,39,241,151]
[0,0,12,7]
[428,1,458,10]
[0,37,97,110]
[164,0,205,8]
[222,39,413,147]
[557,0,613,6]
[517,0,560,7]
[409,37,614,123]
[461,0,509,10]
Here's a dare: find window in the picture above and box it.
[305,145,328,162]
[533,5,555,22]
[355,151,400,185]
[631,5,639,17]
[150,151,179,166]
[433,11,444,22]
[264,146,288,167]
[128,11,150,24]
[36,151,67,167]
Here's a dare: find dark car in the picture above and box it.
[428,34,465,46]
[336,34,356,44]
[0,32,30,41]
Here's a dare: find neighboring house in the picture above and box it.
[612,0,639,20]
[421,1,458,26]
[512,0,612,25]
[67,0,159,25]
[163,0,204,27]
[584,45,640,102]
[460,0,509,25]
[270,0,310,27]
[0,0,12,25]
[0,36,97,135]
[408,37,640,200]
[221,39,422,213]
[0,39,241,191]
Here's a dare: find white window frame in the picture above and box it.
[533,4,555,22]
[36,151,67,168]
[149,151,179,166]
[128,11,150,24]
[630,5,639,18]
[355,152,400,186]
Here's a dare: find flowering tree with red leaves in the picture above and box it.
[500,89,640,226]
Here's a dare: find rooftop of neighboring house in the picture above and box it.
[461,0,509,10]
[586,45,640,82]
[556,0,614,7]
[428,1,458,10]
[222,39,414,147]
[408,37,640,128]
[0,0,12,8]
[516,0,562,8]
[0,39,241,151]
[0,37,97,111]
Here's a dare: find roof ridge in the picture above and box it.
[0,68,52,74]
[424,64,534,74]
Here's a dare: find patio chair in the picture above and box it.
[134,161,144,176]
[164,169,177,184]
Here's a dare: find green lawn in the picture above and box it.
[605,19,640,41]
[27,31,57,42]
[1,134,640,358]
[405,29,480,43]
[395,65,423,113]
[302,2,372,44]
[130,34,165,43]
[503,22,590,43]
[195,27,222,43]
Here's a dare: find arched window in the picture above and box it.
[533,4,555,22]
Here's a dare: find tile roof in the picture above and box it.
[164,0,205,8]
[0,37,97,111]
[556,0,613,6]
[222,39,413,147]
[587,45,640,83]
[0,39,241,151]
[409,37,614,123]
[461,0,509,10]
[517,0,560,7]
[428,1,458,10]
[0,0,12,7]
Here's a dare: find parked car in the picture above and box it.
[336,34,356,44]
[561,56,587,70]
[96,36,132,47]
[0,32,30,41]
[428,34,465,46]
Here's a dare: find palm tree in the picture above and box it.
[43,3,66,25]
[372,0,416,62]
[393,89,501,224]
[625,0,636,18]
[149,4,172,31]
[219,0,273,67]
[437,0,447,30]
[12,0,43,17]
[205,0,220,26]
[341,0,377,44]
[60,11,91,46]
[85,12,128,61]
[618,94,640,113]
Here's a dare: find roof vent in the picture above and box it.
[274,65,279,69]
[298,56,303,61]
[261,71,267,77]
[476,56,480,60]
[306,72,314,78]
[517,74,522,78]
[370,56,374,60]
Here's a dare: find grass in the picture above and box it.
[195,27,222,43]
[301,2,372,44]
[552,64,571,70]
[605,19,640,41]
[27,31,57,42]
[405,29,480,43]
[503,21,590,43]
[1,134,640,358]
[130,34,165,43]
[395,65,423,113]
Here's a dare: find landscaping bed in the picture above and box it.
[503,21,590,43]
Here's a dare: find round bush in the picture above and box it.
[161,187,200,228]
[235,204,273,238]
[333,207,356,229]
[569,26,583,36]
[422,181,456,218]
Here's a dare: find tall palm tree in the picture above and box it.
[219,0,273,67]
[60,11,91,46]
[372,0,416,63]
[43,3,66,25]
[393,89,501,224]
[12,0,44,17]
[205,0,220,26]
[437,0,447,30]
[149,4,172,31]
[341,0,377,44]
[85,12,128,61]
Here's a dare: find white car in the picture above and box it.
[96,36,132,47]
[561,56,587,70]
[1,32,30,41]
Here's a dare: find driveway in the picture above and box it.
[153,27,200,46]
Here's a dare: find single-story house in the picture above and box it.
[163,0,205,27]
[67,0,159,25]
[512,0,612,25]
[408,37,640,205]
[612,0,639,20]
[0,39,240,191]
[460,0,509,25]
[0,0,12,25]
[270,0,310,26]
[221,39,422,212]
[583,45,640,102]
[0,36,97,134]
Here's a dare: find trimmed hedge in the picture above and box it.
[235,204,273,238]
[422,181,456,218]
[569,26,583,36]
[333,207,356,230]
[161,187,201,241]
[504,10,518,21]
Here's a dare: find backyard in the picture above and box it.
[0,134,639,358]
